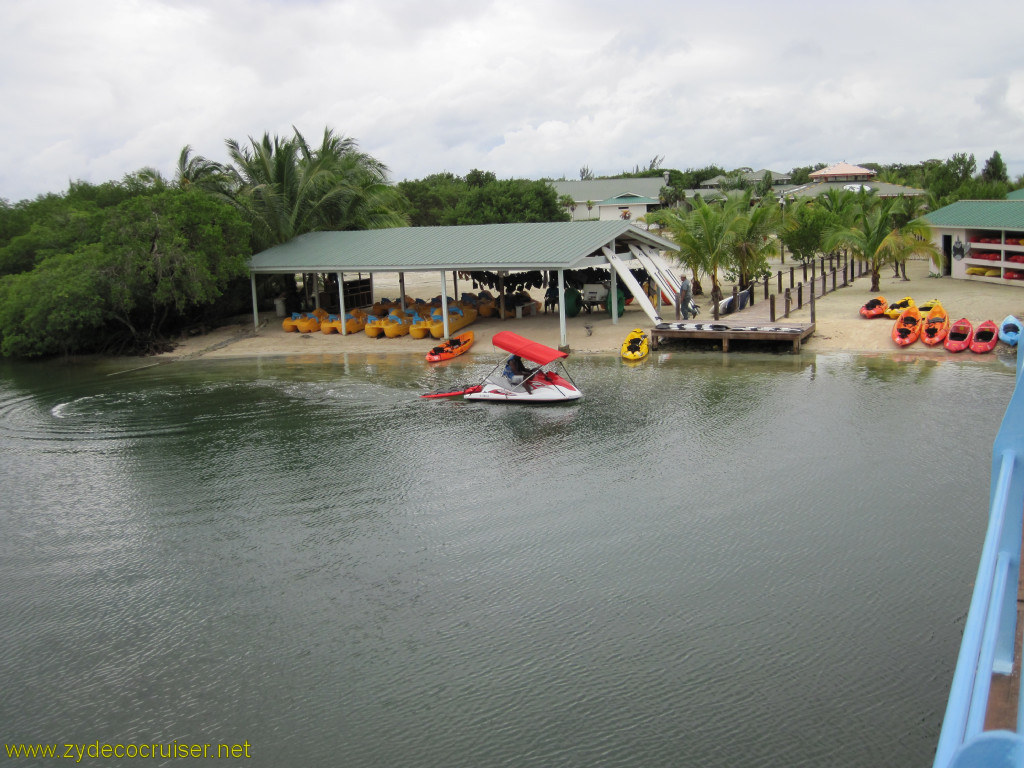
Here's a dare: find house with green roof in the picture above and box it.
[699,168,792,189]
[549,177,669,221]
[924,197,1024,282]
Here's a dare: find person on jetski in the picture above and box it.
[503,354,533,386]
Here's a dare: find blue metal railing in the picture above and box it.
[933,352,1024,768]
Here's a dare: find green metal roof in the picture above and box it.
[782,180,925,199]
[1007,188,1024,201]
[924,200,1024,230]
[249,221,678,274]
[595,194,660,206]
[549,178,666,202]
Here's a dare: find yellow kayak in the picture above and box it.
[621,328,649,361]
[883,296,915,319]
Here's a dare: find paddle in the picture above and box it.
[420,385,483,399]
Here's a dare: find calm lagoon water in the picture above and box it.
[0,349,1016,767]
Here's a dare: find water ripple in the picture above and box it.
[0,353,1013,767]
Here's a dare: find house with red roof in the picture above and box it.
[808,162,876,183]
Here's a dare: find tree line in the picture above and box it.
[585,150,1018,212]
[0,128,566,358]
[0,125,1017,358]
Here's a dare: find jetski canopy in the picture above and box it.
[491,331,568,365]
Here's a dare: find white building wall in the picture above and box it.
[598,204,648,222]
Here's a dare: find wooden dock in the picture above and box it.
[650,319,815,353]
[647,255,870,353]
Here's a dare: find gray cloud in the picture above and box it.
[1,0,1022,201]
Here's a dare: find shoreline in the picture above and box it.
[159,258,1024,363]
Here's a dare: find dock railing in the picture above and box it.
[933,351,1024,768]
[729,253,870,322]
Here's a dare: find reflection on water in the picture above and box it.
[0,351,1014,767]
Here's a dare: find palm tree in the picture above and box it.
[646,196,743,312]
[817,187,860,227]
[889,194,934,277]
[729,191,780,290]
[824,196,940,292]
[174,145,226,192]
[220,126,406,251]
[780,196,831,264]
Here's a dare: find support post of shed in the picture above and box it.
[557,269,569,352]
[399,272,407,313]
[250,273,260,332]
[337,271,346,335]
[439,270,451,340]
[610,266,619,325]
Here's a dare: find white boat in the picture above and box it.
[465,331,582,403]
[421,331,582,403]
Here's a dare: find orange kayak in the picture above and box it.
[892,306,922,346]
[426,331,474,362]
[920,302,950,346]
[859,296,888,318]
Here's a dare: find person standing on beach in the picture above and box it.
[677,274,692,320]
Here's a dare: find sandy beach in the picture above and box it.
[161,257,1024,361]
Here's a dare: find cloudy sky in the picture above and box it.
[2,0,1022,201]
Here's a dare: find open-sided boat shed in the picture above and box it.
[248,220,680,349]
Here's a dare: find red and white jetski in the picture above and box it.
[420,331,582,403]
[466,331,582,403]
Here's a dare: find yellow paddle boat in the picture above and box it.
[382,311,415,338]
[428,304,478,339]
[364,313,388,338]
[344,310,368,334]
[295,308,328,332]
[320,314,342,333]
